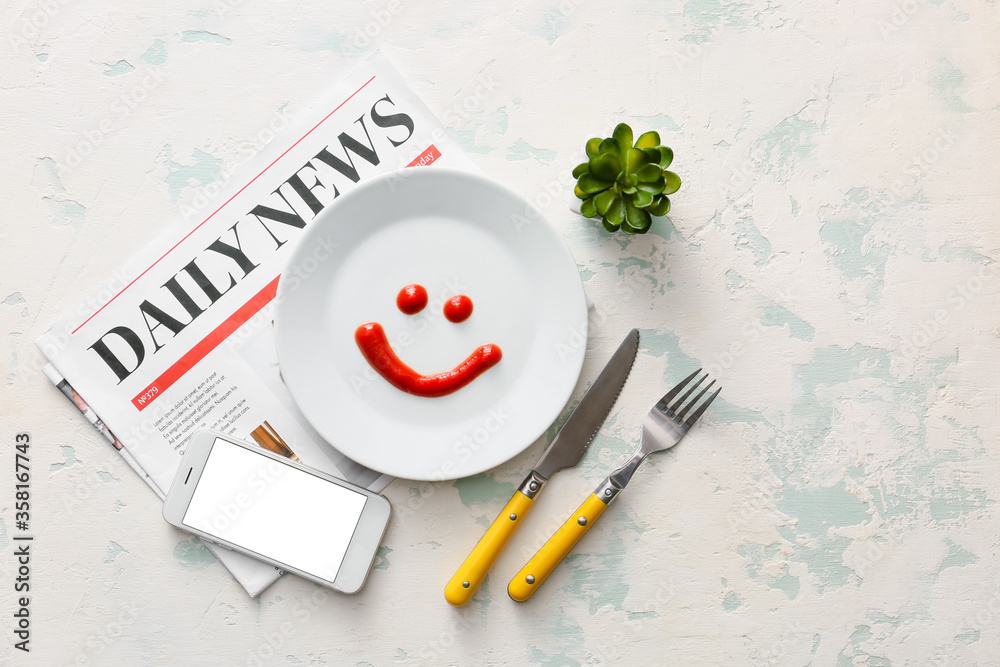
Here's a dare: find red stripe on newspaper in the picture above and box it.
[71,75,378,336]
[407,144,441,167]
[131,277,279,411]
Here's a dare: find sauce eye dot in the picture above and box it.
[397,284,428,314]
[444,295,473,323]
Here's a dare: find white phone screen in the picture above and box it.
[182,437,368,583]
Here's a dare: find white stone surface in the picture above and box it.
[2,0,999,665]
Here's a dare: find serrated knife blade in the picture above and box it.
[531,328,639,479]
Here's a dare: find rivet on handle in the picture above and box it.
[462,581,470,588]
[525,575,535,585]
[577,516,588,526]
[519,471,547,500]
[509,513,517,521]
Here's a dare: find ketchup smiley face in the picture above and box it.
[355,286,502,397]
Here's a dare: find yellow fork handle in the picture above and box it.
[507,493,609,602]
[445,490,535,606]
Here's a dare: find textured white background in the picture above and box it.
[2,1,999,665]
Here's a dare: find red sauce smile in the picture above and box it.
[444,295,474,323]
[354,322,502,397]
[396,284,428,314]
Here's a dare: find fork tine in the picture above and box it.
[669,374,707,412]
[674,379,715,420]
[657,369,701,409]
[683,386,721,428]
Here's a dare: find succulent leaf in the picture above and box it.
[613,123,634,156]
[580,197,598,218]
[637,176,666,195]
[621,185,637,195]
[605,197,626,225]
[574,184,588,200]
[624,147,649,175]
[657,146,674,169]
[636,164,662,183]
[635,131,660,149]
[624,200,652,233]
[594,190,618,216]
[572,162,589,179]
[586,138,602,159]
[589,154,621,181]
[662,170,681,195]
[633,189,654,208]
[598,138,620,156]
[602,217,622,232]
[648,196,671,216]
[578,173,613,195]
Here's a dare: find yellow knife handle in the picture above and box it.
[445,490,535,606]
[507,493,609,602]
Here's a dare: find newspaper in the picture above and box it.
[35,51,479,596]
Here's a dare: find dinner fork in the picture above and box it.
[507,369,720,601]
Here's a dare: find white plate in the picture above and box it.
[274,168,587,480]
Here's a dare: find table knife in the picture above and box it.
[444,328,639,606]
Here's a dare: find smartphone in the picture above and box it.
[162,430,391,594]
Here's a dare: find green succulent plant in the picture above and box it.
[573,123,680,234]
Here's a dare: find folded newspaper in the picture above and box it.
[36,51,479,597]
